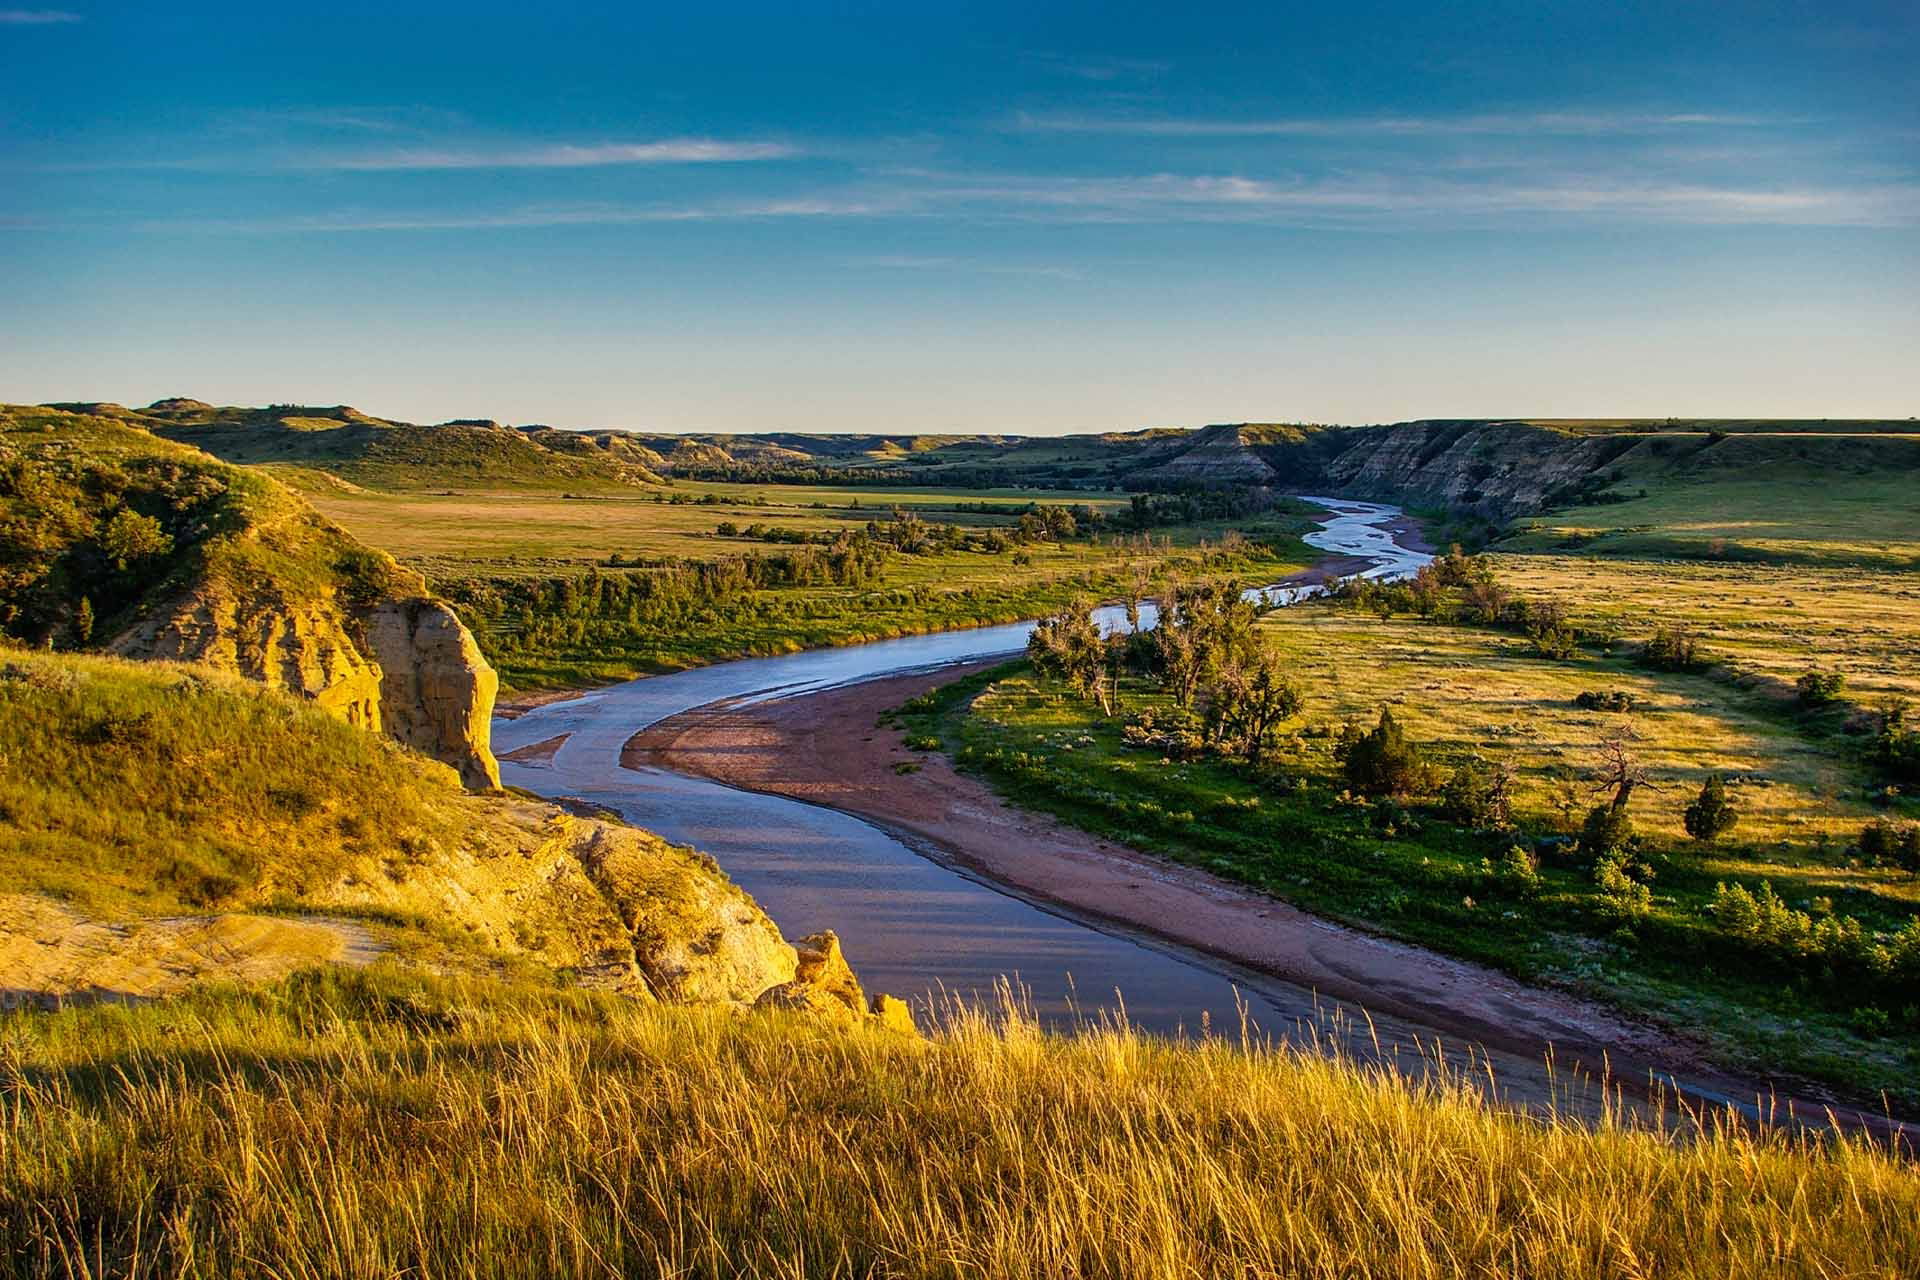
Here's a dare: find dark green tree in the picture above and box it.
[1683,774,1739,843]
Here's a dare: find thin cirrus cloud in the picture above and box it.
[1012,110,1785,137]
[305,138,798,171]
[130,172,1918,236]
[141,196,898,234]
[0,8,81,22]
[898,169,1920,227]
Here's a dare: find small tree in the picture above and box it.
[1796,670,1845,706]
[1642,623,1704,671]
[99,508,172,571]
[1682,774,1739,843]
[1577,804,1635,861]
[1340,707,1431,797]
[1212,651,1304,764]
[1861,818,1920,874]
[1027,605,1112,713]
[1441,758,1514,830]
[72,596,95,645]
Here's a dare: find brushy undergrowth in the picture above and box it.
[3,966,1917,1279]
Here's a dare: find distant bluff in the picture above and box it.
[0,404,500,788]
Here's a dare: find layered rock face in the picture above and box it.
[113,588,502,790]
[112,593,385,729]
[362,598,501,789]
[1316,422,1623,518]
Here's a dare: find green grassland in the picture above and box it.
[915,653,1918,1107]
[291,477,1316,691]
[905,447,1920,1106]
[293,481,1133,574]
[7,965,1916,1280]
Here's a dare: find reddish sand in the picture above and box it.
[627,668,1687,1067]
[627,666,1915,1133]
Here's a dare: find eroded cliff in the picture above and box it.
[1,404,501,788]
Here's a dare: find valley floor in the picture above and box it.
[624,665,1908,1136]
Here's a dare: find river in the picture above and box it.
[489,500,1556,1064]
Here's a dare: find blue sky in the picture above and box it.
[2,1,1915,433]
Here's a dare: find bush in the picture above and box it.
[1796,670,1846,706]
[1576,804,1633,861]
[1860,817,1920,873]
[1641,624,1705,671]
[1440,759,1512,830]
[1573,690,1635,713]
[1682,775,1739,843]
[1487,844,1542,897]
[1337,708,1433,797]
[1594,853,1653,921]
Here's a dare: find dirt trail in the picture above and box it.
[627,667,1907,1132]
[0,894,382,1008]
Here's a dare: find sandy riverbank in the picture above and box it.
[623,665,1717,1081]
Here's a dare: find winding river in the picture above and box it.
[490,500,1555,1063]
[490,497,1905,1128]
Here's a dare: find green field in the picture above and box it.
[902,452,1920,1106]
[290,475,1314,691]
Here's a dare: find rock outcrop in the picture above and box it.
[0,404,506,789]
[1314,422,1630,518]
[363,598,502,789]
[112,584,502,789]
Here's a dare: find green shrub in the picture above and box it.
[1796,670,1846,706]
[1594,853,1653,920]
[1641,623,1706,671]
[1860,817,1920,873]
[1337,708,1433,797]
[1682,774,1739,843]
[1573,689,1636,712]
[1440,759,1512,830]
[1576,804,1634,861]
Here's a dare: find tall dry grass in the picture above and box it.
[3,968,1915,1279]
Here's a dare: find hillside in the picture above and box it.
[98,400,667,492]
[0,405,500,785]
[0,645,905,1026]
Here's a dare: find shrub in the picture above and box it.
[1641,624,1705,671]
[1576,804,1633,861]
[1440,759,1512,830]
[1682,775,1738,843]
[1337,708,1433,797]
[99,507,174,570]
[1594,853,1653,920]
[1488,844,1542,897]
[1573,690,1635,713]
[1796,670,1846,706]
[1860,817,1920,873]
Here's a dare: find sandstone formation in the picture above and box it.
[363,598,502,789]
[112,584,502,790]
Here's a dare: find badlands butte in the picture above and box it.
[3,400,1919,1276]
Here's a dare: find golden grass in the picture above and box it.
[1491,553,1920,706]
[1261,604,1878,851]
[4,968,1916,1279]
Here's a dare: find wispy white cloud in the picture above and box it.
[1021,51,1169,82]
[0,8,81,23]
[893,169,1920,227]
[306,138,797,171]
[138,196,894,234]
[1013,110,1785,137]
[846,254,1083,280]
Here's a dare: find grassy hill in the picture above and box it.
[112,401,666,492]
[1,404,415,651]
